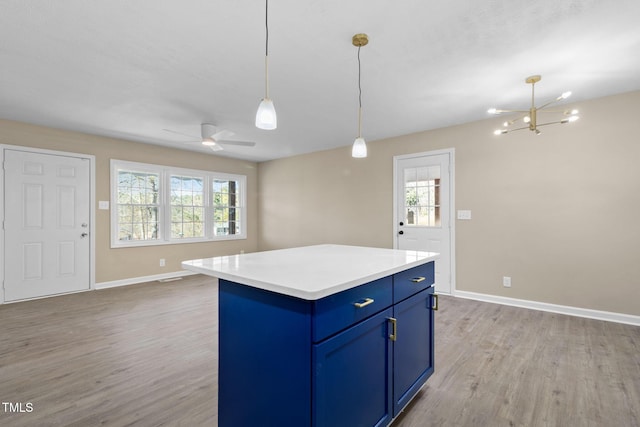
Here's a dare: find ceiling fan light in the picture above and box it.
[352,137,367,158]
[523,116,531,123]
[201,137,216,146]
[487,108,498,114]
[256,98,277,130]
[494,129,507,135]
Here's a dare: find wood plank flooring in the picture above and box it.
[1,275,638,426]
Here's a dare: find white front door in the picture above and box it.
[394,150,454,294]
[3,149,91,301]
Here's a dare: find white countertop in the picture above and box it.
[182,244,439,300]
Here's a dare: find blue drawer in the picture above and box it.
[393,262,434,303]
[312,276,393,343]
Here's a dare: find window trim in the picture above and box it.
[110,160,247,248]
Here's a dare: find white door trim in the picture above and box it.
[393,148,456,295]
[0,144,96,304]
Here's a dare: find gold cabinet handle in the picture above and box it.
[387,317,397,341]
[411,277,426,283]
[432,294,439,311]
[353,298,374,308]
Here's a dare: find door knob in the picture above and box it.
[399,221,404,226]
[398,230,404,235]
[81,233,89,238]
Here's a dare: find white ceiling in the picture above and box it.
[2,0,640,162]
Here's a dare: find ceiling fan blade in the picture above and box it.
[212,129,235,140]
[162,128,200,139]
[217,140,256,147]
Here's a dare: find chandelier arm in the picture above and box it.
[494,109,529,114]
[536,120,567,127]
[535,109,569,114]
[538,99,560,110]
[505,125,531,132]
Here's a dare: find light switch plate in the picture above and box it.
[457,210,472,220]
[98,201,110,210]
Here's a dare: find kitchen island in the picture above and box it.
[182,244,439,427]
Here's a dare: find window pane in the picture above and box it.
[211,179,241,236]
[403,166,441,227]
[170,175,204,239]
[115,169,160,242]
[118,225,132,241]
[171,222,183,238]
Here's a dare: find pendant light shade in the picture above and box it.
[256,97,277,130]
[352,137,367,158]
[256,0,277,130]
[351,33,368,158]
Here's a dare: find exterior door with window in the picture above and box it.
[394,151,453,294]
[3,149,91,301]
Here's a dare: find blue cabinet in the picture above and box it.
[393,288,435,415]
[313,308,394,427]
[218,261,435,427]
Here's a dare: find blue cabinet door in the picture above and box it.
[313,308,394,427]
[392,288,435,416]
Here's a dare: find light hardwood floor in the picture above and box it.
[1,275,638,426]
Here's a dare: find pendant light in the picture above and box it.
[255,0,277,130]
[351,33,368,158]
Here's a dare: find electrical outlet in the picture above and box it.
[503,276,511,288]
[160,258,166,267]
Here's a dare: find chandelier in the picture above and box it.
[489,75,579,135]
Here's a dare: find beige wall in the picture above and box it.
[258,90,640,316]
[0,119,258,283]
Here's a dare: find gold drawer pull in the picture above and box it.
[432,294,439,311]
[387,317,397,341]
[353,298,374,308]
[411,277,426,283]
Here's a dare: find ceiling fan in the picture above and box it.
[163,123,256,152]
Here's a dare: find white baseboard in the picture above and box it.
[454,290,640,327]
[95,270,198,290]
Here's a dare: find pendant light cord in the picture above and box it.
[265,0,269,57]
[264,0,270,99]
[357,45,362,138]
